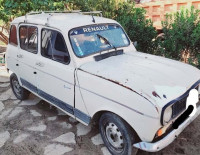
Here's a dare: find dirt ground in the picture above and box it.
[0,65,200,155]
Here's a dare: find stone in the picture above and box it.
[101,147,111,155]
[76,123,91,136]
[13,133,30,144]
[27,123,47,132]
[0,131,10,148]
[8,107,24,118]
[91,133,104,145]
[53,132,76,144]
[30,110,42,117]
[44,144,73,155]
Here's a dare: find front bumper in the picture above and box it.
[133,105,200,152]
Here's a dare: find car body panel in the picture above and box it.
[79,51,200,110]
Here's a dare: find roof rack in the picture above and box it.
[24,10,103,25]
[80,11,102,17]
[24,10,81,23]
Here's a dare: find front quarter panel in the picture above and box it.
[77,69,161,142]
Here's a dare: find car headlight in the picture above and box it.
[163,106,172,124]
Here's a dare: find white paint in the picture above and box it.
[47,116,57,121]
[0,83,9,87]
[0,131,10,148]
[58,122,72,129]
[44,143,73,155]
[91,133,104,145]
[154,85,186,103]
[101,147,111,155]
[20,95,41,106]
[8,107,24,118]
[186,89,199,117]
[0,101,4,112]
[53,132,76,144]
[69,117,77,123]
[30,110,42,117]
[0,108,12,119]
[76,123,91,136]
[13,133,30,144]
[27,123,47,132]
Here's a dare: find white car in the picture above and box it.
[6,11,200,155]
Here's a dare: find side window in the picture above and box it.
[19,26,38,54]
[9,25,18,46]
[27,27,38,53]
[41,29,70,64]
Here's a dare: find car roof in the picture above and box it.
[11,13,118,31]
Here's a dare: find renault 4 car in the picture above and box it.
[6,11,200,155]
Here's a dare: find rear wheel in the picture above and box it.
[10,73,30,100]
[99,112,135,155]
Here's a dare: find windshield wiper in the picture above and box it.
[96,34,117,51]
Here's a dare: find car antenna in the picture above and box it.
[92,15,95,23]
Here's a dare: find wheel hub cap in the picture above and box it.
[105,122,124,149]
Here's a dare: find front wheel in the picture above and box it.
[99,112,135,155]
[10,73,30,100]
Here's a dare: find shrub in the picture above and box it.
[159,7,200,68]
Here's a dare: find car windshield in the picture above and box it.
[69,24,130,57]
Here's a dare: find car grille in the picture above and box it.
[172,96,187,118]
[172,85,199,118]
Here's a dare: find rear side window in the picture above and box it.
[41,29,70,64]
[9,25,18,45]
[19,26,38,54]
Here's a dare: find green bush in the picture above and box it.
[114,2,157,54]
[159,7,200,68]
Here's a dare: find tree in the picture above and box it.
[160,7,200,67]
[0,0,66,44]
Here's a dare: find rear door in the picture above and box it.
[17,25,38,93]
[35,28,75,116]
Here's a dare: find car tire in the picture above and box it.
[10,73,30,100]
[99,112,135,155]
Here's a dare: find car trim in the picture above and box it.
[20,78,91,124]
[20,78,38,93]
[160,79,200,125]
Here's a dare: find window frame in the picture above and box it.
[19,25,38,54]
[41,28,70,65]
[68,23,131,58]
[9,25,18,46]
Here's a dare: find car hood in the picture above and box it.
[79,51,200,109]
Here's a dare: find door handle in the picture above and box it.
[35,62,44,67]
[17,54,23,58]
